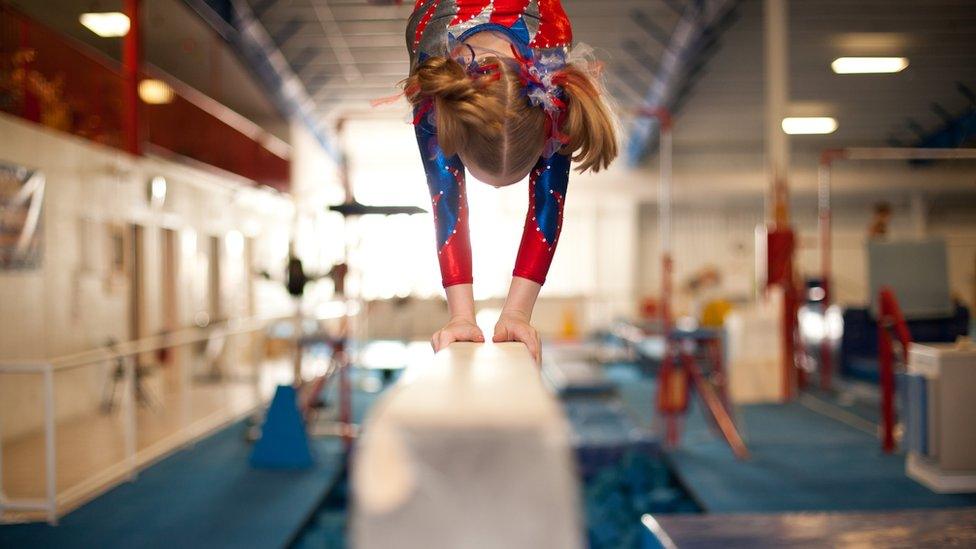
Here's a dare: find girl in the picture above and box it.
[404,0,617,362]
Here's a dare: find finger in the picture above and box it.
[464,326,486,342]
[492,324,510,343]
[516,327,541,364]
[432,331,452,352]
[526,335,541,364]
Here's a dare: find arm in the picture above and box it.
[494,153,571,363]
[513,153,571,285]
[414,110,472,288]
[414,108,483,349]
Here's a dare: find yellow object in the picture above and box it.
[560,307,579,341]
[701,299,733,328]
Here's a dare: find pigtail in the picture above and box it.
[403,57,505,157]
[554,65,618,173]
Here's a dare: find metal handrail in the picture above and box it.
[0,315,290,374]
[0,313,292,525]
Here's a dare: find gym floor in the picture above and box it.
[4,353,974,548]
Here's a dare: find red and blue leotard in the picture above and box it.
[406,0,574,287]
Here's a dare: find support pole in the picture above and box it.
[764,0,795,400]
[877,287,912,454]
[659,119,677,445]
[122,0,142,156]
[817,155,833,390]
[637,107,678,444]
[878,318,896,453]
[635,107,673,332]
[683,351,750,460]
[659,116,673,335]
[43,365,57,524]
[123,357,138,479]
[0,380,4,522]
[764,0,790,227]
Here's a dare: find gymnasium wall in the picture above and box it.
[636,181,976,315]
[0,113,296,441]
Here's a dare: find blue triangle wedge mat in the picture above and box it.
[250,384,315,469]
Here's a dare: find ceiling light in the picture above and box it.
[831,57,909,74]
[149,176,167,207]
[782,117,837,135]
[138,79,175,105]
[79,12,130,38]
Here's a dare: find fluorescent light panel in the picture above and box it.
[79,12,130,37]
[782,117,837,135]
[832,57,908,74]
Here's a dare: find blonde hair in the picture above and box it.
[404,55,617,178]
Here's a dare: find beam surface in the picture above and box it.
[352,343,583,549]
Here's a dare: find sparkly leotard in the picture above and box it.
[406,0,574,287]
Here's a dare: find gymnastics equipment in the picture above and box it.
[817,147,976,390]
[657,329,749,460]
[877,286,912,453]
[249,385,314,468]
[635,107,749,459]
[643,508,976,547]
[608,321,749,459]
[725,290,787,404]
[252,115,427,464]
[905,337,976,493]
[868,240,953,319]
[351,343,584,549]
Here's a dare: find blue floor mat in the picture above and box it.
[0,422,345,549]
[609,365,976,513]
[0,365,393,549]
[671,400,976,513]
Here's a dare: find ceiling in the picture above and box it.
[249,0,976,160]
[247,0,688,124]
[11,0,975,165]
[675,0,976,155]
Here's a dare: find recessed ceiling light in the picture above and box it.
[79,12,130,38]
[831,57,909,74]
[782,117,838,135]
[138,79,175,105]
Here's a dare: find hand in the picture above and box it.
[493,311,541,364]
[431,316,485,352]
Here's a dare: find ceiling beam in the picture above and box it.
[626,0,738,165]
[197,0,342,160]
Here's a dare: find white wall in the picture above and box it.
[0,114,296,440]
[637,183,976,315]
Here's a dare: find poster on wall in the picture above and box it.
[0,162,45,270]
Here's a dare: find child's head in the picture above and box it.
[405,55,617,187]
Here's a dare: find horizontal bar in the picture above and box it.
[835,147,976,162]
[0,362,51,373]
[0,498,53,511]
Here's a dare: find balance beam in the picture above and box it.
[352,342,583,549]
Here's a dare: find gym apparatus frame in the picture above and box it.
[816,147,976,391]
[637,107,750,460]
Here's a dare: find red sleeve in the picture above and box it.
[513,153,570,285]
